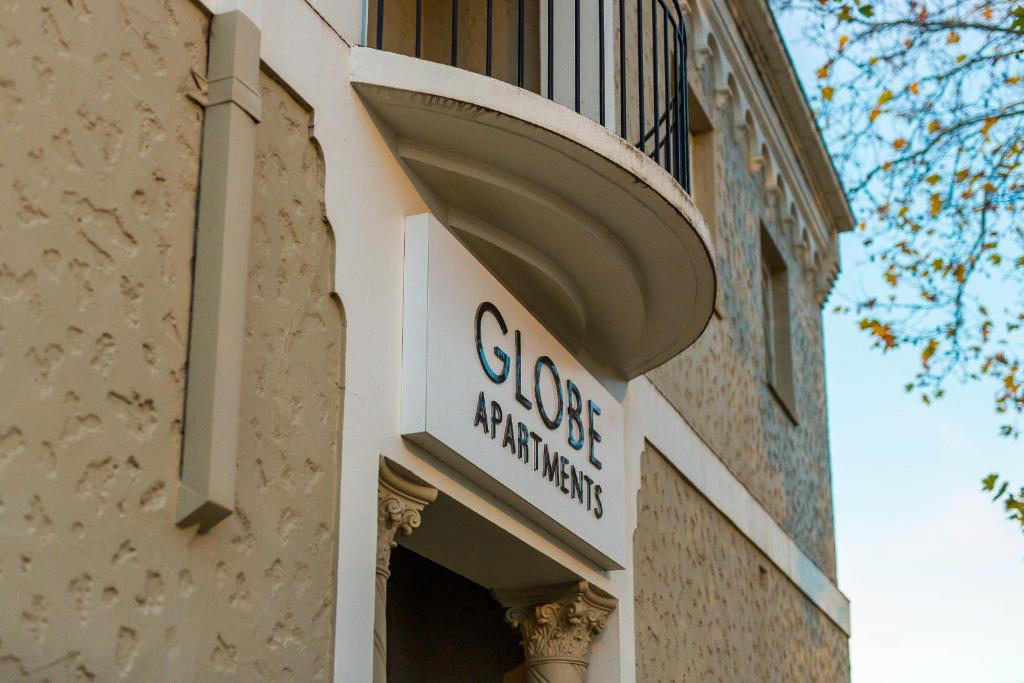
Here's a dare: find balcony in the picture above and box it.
[351,0,715,383]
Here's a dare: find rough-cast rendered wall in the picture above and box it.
[634,447,850,683]
[638,4,839,579]
[0,1,343,679]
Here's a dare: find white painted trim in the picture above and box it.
[627,376,851,635]
[400,215,430,437]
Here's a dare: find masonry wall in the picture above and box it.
[641,7,839,580]
[634,446,849,682]
[0,1,343,679]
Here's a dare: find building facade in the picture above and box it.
[0,0,852,681]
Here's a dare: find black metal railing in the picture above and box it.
[367,0,690,192]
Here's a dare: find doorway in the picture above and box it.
[386,545,526,682]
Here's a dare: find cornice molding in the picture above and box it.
[730,0,854,232]
[684,0,847,304]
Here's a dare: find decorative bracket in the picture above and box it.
[376,459,438,578]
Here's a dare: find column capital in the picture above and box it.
[376,459,437,577]
[494,581,617,665]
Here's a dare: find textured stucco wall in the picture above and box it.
[634,446,849,683]
[0,1,343,679]
[640,7,839,579]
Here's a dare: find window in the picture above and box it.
[687,87,722,316]
[760,227,796,422]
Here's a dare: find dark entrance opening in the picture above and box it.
[386,545,526,682]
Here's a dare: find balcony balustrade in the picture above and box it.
[367,0,690,192]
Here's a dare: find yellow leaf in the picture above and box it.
[869,107,881,122]
[926,174,941,185]
[947,31,961,44]
[982,117,999,135]
[909,82,920,95]
[928,120,942,133]
[1007,76,1022,85]
[922,339,938,368]
[839,35,850,51]
[892,138,908,150]
[954,263,966,282]
[822,86,834,101]
[878,89,894,105]
[817,64,830,79]
[983,7,993,19]
[956,54,967,63]
[869,56,879,66]
[930,193,943,216]
[860,319,897,349]
[882,161,894,171]
[955,169,969,182]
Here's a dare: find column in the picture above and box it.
[494,581,617,683]
[375,459,438,683]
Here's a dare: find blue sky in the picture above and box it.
[826,237,1024,682]
[773,16,1024,683]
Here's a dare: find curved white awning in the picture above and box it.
[350,47,716,381]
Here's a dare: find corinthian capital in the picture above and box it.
[376,459,438,577]
[494,581,617,667]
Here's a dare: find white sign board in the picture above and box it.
[401,214,626,569]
